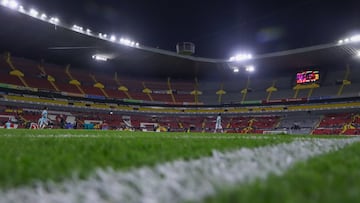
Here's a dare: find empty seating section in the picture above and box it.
[43,63,82,94]
[313,113,360,135]
[0,55,24,86]
[11,57,55,90]
[246,79,272,101]
[120,79,148,100]
[277,116,320,134]
[269,77,293,99]
[1,54,360,104]
[222,79,248,104]
[94,73,128,99]
[151,93,173,102]
[0,68,24,86]
[70,69,104,96]
[106,88,129,99]
[342,68,360,97]
[171,80,195,103]
[82,84,104,96]
[146,81,173,102]
[130,92,150,101]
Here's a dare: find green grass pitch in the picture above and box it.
[0,129,359,203]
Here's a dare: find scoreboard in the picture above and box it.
[296,71,319,84]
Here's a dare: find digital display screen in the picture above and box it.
[296,71,319,84]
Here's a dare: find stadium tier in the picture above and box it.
[0,54,359,135]
[1,53,360,105]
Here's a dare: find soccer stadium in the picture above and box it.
[0,0,360,202]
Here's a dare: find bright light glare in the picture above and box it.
[110,35,116,42]
[119,38,139,47]
[229,54,252,62]
[8,0,18,9]
[92,55,108,61]
[357,51,360,57]
[233,68,239,73]
[72,24,84,32]
[338,40,343,45]
[1,1,141,49]
[246,65,255,72]
[49,17,59,24]
[29,8,39,17]
[18,5,24,12]
[40,13,47,20]
[99,33,108,39]
[1,0,9,6]
[350,35,360,42]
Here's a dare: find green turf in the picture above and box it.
[0,129,292,189]
[204,141,360,203]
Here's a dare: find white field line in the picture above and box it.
[0,138,358,203]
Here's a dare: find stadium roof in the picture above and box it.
[0,3,360,78]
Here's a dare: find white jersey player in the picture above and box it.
[38,107,48,129]
[214,113,223,133]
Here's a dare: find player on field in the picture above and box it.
[38,107,48,129]
[214,113,223,133]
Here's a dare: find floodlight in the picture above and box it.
[119,38,137,47]
[18,5,24,12]
[110,35,116,42]
[29,8,39,17]
[245,65,255,72]
[229,53,252,62]
[344,38,350,43]
[40,13,47,20]
[357,51,360,57]
[92,55,108,61]
[338,40,344,45]
[1,0,9,6]
[49,17,59,24]
[8,0,18,9]
[86,29,91,34]
[233,68,239,73]
[350,35,360,43]
[72,24,84,32]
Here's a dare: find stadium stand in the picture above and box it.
[2,53,360,106]
[0,53,359,134]
[312,113,360,135]
[277,115,321,134]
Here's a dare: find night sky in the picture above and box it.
[8,0,360,58]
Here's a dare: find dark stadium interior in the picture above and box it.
[0,0,359,134]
